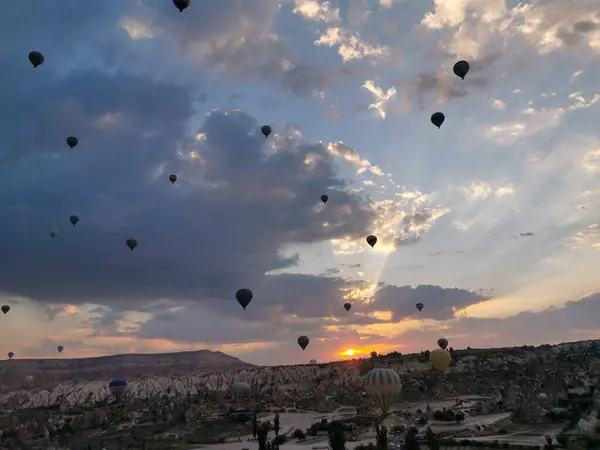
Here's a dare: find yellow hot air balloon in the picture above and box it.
[429,349,451,372]
[364,367,402,414]
[49,229,58,238]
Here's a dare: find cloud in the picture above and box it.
[0,69,381,312]
[314,27,388,62]
[293,0,341,23]
[368,284,488,321]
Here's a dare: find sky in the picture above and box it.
[0,0,599,366]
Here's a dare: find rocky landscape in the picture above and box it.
[1,340,600,449]
[0,350,253,393]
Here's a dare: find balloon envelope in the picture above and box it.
[364,368,402,414]
[69,215,79,226]
[366,235,377,247]
[173,0,190,11]
[261,125,271,137]
[416,302,424,312]
[66,136,79,149]
[297,335,309,350]
[231,381,251,398]
[57,346,64,353]
[236,288,253,309]
[1,305,10,314]
[28,51,44,68]
[429,349,452,372]
[320,194,328,204]
[343,302,351,312]
[169,174,177,184]
[431,112,445,128]
[437,338,448,350]
[453,60,470,79]
[126,239,138,251]
[8,352,14,359]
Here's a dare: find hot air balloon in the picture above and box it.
[364,368,402,415]
[437,338,448,350]
[108,379,128,401]
[321,194,329,204]
[169,174,177,184]
[66,136,79,149]
[28,51,44,68]
[344,302,351,312]
[231,381,251,399]
[370,351,378,358]
[69,215,79,226]
[57,345,64,353]
[49,230,58,239]
[366,235,377,248]
[1,305,10,314]
[416,303,423,312]
[173,0,190,11]
[309,359,317,365]
[429,348,452,372]
[453,60,470,79]
[431,112,445,129]
[297,335,309,351]
[126,238,138,251]
[24,375,34,387]
[8,352,14,360]
[236,288,253,310]
[261,125,271,138]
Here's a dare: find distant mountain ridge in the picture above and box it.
[0,349,254,392]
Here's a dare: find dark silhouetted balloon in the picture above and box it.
[66,136,79,149]
[28,51,44,68]
[431,112,445,129]
[69,215,79,226]
[173,0,190,12]
[416,302,424,312]
[8,352,14,360]
[344,302,351,312]
[236,288,253,310]
[366,235,377,248]
[297,335,309,351]
[169,174,177,184]
[453,60,470,79]
[126,239,138,251]
[321,194,328,204]
[261,125,271,138]
[437,338,449,350]
[370,351,377,358]
[1,305,10,314]
[57,345,64,353]
[49,230,58,239]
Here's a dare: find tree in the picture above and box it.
[404,427,420,450]
[274,412,280,436]
[425,427,439,450]
[328,421,346,450]
[257,421,270,450]
[252,413,258,439]
[375,424,388,450]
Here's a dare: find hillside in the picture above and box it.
[1,339,599,413]
[0,349,253,392]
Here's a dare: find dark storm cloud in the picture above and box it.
[0,68,373,312]
[368,284,488,321]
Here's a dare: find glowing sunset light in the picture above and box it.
[339,348,361,357]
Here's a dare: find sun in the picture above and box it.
[340,348,356,357]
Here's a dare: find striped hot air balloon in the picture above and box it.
[364,368,402,414]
